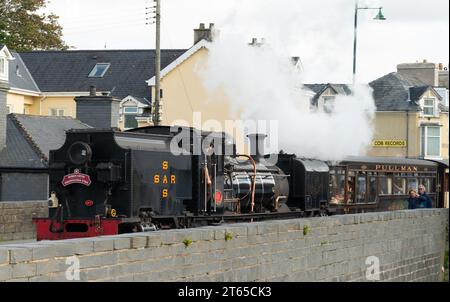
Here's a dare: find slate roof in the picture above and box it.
[303,83,352,105]
[0,114,91,168]
[409,86,430,102]
[369,72,447,112]
[134,96,151,106]
[9,52,40,93]
[18,49,187,100]
[0,117,45,168]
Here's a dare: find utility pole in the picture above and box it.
[153,0,162,125]
[352,1,386,86]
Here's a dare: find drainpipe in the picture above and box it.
[406,109,409,158]
[39,95,46,115]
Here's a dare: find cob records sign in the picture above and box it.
[372,140,407,148]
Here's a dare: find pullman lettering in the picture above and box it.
[375,165,418,172]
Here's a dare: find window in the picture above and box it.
[6,104,12,114]
[379,175,393,195]
[421,126,440,158]
[88,63,110,78]
[368,176,377,203]
[356,174,367,203]
[50,108,65,116]
[423,98,435,116]
[123,107,138,114]
[347,173,355,203]
[393,177,406,195]
[123,106,139,129]
[407,178,419,192]
[0,57,5,75]
[322,96,335,114]
[330,168,345,204]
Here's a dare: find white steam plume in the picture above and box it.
[197,1,376,161]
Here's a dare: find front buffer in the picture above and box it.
[33,217,122,241]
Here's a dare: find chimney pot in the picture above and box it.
[75,93,120,129]
[89,86,97,96]
[194,22,216,44]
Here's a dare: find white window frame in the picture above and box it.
[6,104,13,114]
[420,126,441,159]
[0,57,5,74]
[0,57,7,80]
[123,107,139,114]
[49,108,65,117]
[422,98,436,117]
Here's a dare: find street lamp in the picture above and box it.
[353,2,386,85]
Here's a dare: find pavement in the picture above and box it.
[0,239,37,246]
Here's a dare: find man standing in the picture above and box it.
[418,185,433,208]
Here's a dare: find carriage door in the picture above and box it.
[356,172,367,204]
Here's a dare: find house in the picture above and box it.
[368,62,449,160]
[3,44,187,129]
[0,114,90,201]
[0,55,124,202]
[303,83,352,113]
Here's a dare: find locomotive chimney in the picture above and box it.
[247,133,267,162]
[75,85,120,129]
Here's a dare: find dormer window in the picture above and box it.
[88,63,110,78]
[423,98,435,116]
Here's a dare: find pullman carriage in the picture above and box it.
[328,156,438,214]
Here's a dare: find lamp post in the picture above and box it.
[353,2,386,85]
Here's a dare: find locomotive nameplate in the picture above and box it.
[61,169,92,187]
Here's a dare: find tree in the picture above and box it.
[0,0,68,51]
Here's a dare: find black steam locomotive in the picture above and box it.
[34,126,331,240]
[34,125,445,240]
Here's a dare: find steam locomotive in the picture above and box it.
[33,125,445,241]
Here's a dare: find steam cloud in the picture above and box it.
[197,0,377,161]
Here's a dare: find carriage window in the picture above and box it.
[407,178,419,192]
[393,177,406,195]
[368,176,377,203]
[330,169,345,204]
[347,176,355,203]
[419,178,434,193]
[356,175,366,203]
[379,176,392,195]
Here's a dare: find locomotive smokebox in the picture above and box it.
[247,133,267,162]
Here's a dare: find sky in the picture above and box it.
[43,0,449,84]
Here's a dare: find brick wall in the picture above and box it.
[0,201,48,241]
[0,209,448,282]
